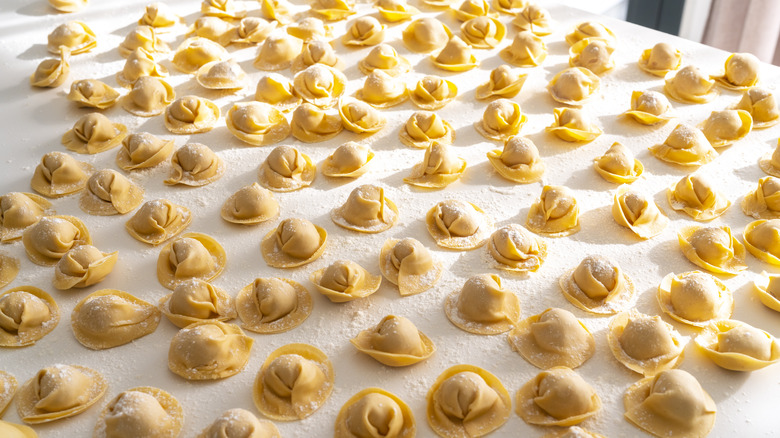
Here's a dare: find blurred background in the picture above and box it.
[562,0,780,66]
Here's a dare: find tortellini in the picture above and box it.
[71,289,161,349]
[173,37,230,74]
[667,173,731,221]
[546,107,602,142]
[409,76,458,111]
[199,409,280,438]
[156,232,226,290]
[220,183,279,225]
[49,0,87,13]
[743,177,780,219]
[607,310,685,376]
[95,386,183,438]
[649,123,717,167]
[322,141,374,178]
[343,16,386,46]
[138,2,182,31]
[735,87,779,129]
[426,199,493,250]
[445,273,520,335]
[168,321,253,380]
[507,308,595,369]
[118,25,170,58]
[547,67,600,106]
[623,370,716,438]
[311,0,356,21]
[699,109,752,147]
[565,21,616,46]
[164,96,220,134]
[116,47,169,88]
[330,184,398,233]
[309,260,382,303]
[431,36,478,71]
[511,3,552,35]
[404,142,466,189]
[226,102,290,146]
[252,343,334,421]
[402,18,452,53]
[677,225,747,275]
[79,169,143,216]
[594,142,643,183]
[67,80,120,109]
[713,52,760,90]
[255,73,300,111]
[61,113,127,154]
[190,16,236,46]
[452,0,494,21]
[0,192,53,242]
[258,145,316,192]
[235,277,312,334]
[486,136,545,183]
[426,365,511,438]
[358,44,411,76]
[160,279,236,328]
[492,0,526,14]
[499,31,547,67]
[165,143,225,187]
[375,0,419,22]
[664,65,718,104]
[287,17,331,41]
[293,65,347,108]
[30,51,70,88]
[47,21,96,55]
[350,315,435,367]
[612,186,669,239]
[476,65,527,100]
[694,319,780,372]
[254,34,302,71]
[526,185,580,237]
[125,199,192,245]
[357,71,408,108]
[0,254,19,288]
[475,98,527,141]
[0,286,59,347]
[290,103,343,143]
[335,388,415,438]
[487,224,547,272]
[53,244,118,290]
[261,218,327,268]
[743,219,780,265]
[22,215,91,266]
[259,0,293,23]
[292,40,343,73]
[338,97,387,134]
[15,364,107,423]
[560,254,636,315]
[400,111,454,149]
[760,140,780,177]
[201,0,246,19]
[116,132,172,171]
[379,237,443,296]
[121,76,176,117]
[30,151,93,198]
[0,370,16,415]
[637,42,682,77]
[516,367,601,426]
[569,38,614,75]
[623,90,673,125]
[196,59,246,90]
[657,271,733,327]
[460,16,505,49]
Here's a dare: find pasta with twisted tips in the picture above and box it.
[159,279,236,328]
[350,315,435,366]
[235,277,312,333]
[658,271,734,327]
[15,364,107,423]
[165,143,224,187]
[225,102,290,146]
[71,289,160,349]
[403,18,452,53]
[0,192,53,242]
[125,199,191,245]
[122,76,175,117]
[404,142,466,189]
[508,308,594,369]
[379,237,443,296]
[623,90,673,125]
[53,245,118,290]
[47,21,96,55]
[699,109,752,147]
[22,215,91,266]
[431,36,478,71]
[335,388,415,438]
[667,173,731,220]
[607,310,685,376]
[695,319,780,371]
[292,40,343,73]
[649,123,717,166]
[30,51,70,88]
[664,65,718,104]
[593,142,643,183]
[358,44,411,76]
[220,183,279,224]
[331,184,398,233]
[677,225,747,275]
[164,96,220,134]
[309,260,382,302]
[426,199,493,249]
[612,186,668,239]
[258,145,316,192]
[546,107,602,142]
[444,273,520,335]
[516,367,601,426]
[290,103,343,142]
[526,185,580,236]
[67,80,119,109]
[0,286,59,347]
[168,321,253,380]
[31,152,93,198]
[156,233,226,289]
[94,386,183,438]
[511,3,552,35]
[638,42,681,77]
[343,16,386,46]
[559,254,636,315]
[500,30,546,67]
[62,113,127,154]
[118,25,169,58]
[322,142,374,178]
[261,218,327,268]
[735,87,779,128]
[254,34,302,71]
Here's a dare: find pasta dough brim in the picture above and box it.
[430,53,479,72]
[743,220,780,266]
[378,239,443,296]
[334,388,416,438]
[338,99,387,134]
[443,289,520,335]
[350,328,435,367]
[168,321,253,380]
[22,215,92,266]
[124,202,192,246]
[486,150,545,184]
[545,125,602,143]
[753,273,780,312]
[94,386,183,438]
[656,272,734,328]
[0,254,19,289]
[159,285,236,329]
[499,45,547,68]
[260,224,327,268]
[699,110,752,148]
[637,48,682,77]
[0,193,53,242]
[666,185,731,221]
[663,81,719,105]
[357,55,412,77]
[515,368,602,427]
[61,122,128,155]
[507,311,595,369]
[355,87,409,109]
[623,109,674,125]
[79,182,144,216]
[694,320,780,371]
[225,108,291,147]
[53,250,118,290]
[475,73,527,100]
[474,113,528,142]
[330,197,398,233]
[594,158,643,184]
[31,160,94,199]
[116,138,174,171]
[0,371,17,416]
[156,232,227,290]
[71,289,161,350]
[321,150,374,178]
[547,68,600,106]
[487,227,547,272]
[235,278,312,334]
[403,158,467,189]
[409,80,457,111]
[342,25,386,46]
[0,286,59,347]
[399,119,456,149]
[607,311,685,377]
[68,83,120,109]
[164,153,225,187]
[220,189,279,225]
[612,186,669,239]
[677,226,747,274]
[377,5,420,22]
[310,266,382,303]
[559,268,636,315]
[164,99,221,134]
[16,365,107,424]
[425,202,494,250]
[258,154,316,193]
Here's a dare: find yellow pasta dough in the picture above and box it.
[221,183,279,225]
[253,343,334,421]
[165,143,225,186]
[657,271,733,327]
[743,218,780,265]
[545,107,602,142]
[236,277,312,334]
[760,139,780,177]
[358,44,411,76]
[511,3,552,35]
[623,370,715,438]
[335,387,415,438]
[526,185,580,237]
[677,225,747,274]
[735,87,779,129]
[0,253,19,289]
[118,25,169,58]
[198,409,280,438]
[138,2,182,31]
[292,40,343,73]
[233,17,276,44]
[30,151,93,198]
[322,142,374,178]
[607,310,685,376]
[287,17,331,41]
[743,177,780,219]
[49,0,87,13]
[311,0,355,20]
[0,192,53,242]
[22,215,91,266]
[168,321,252,380]
[293,64,347,108]
[379,237,443,296]
[225,102,290,146]
[125,199,192,245]
[560,254,636,315]
[516,367,601,426]
[400,111,454,149]
[331,184,398,233]
[612,186,668,239]
[309,260,382,303]
[460,16,505,49]
[404,142,466,189]
[409,76,457,111]
[79,169,143,216]
[637,42,682,77]
[375,0,419,22]
[402,17,452,53]
[156,232,226,289]
[565,21,616,46]
[0,370,17,416]
[338,97,387,134]
[201,0,246,19]
[426,365,510,438]
[16,364,107,424]
[254,34,302,71]
[426,199,493,250]
[476,65,527,100]
[452,0,494,21]
[487,224,546,272]
[486,136,545,184]
[121,76,176,117]
[445,273,520,335]
[649,123,717,167]
[290,103,343,143]
[343,16,386,46]
[258,0,292,23]
[508,307,594,369]
[53,245,117,290]
[255,73,300,111]
[356,70,408,108]
[431,36,478,71]
[67,79,119,109]
[350,315,435,367]
[47,21,96,55]
[61,113,127,154]
[695,319,780,372]
[159,279,236,328]
[71,289,160,350]
[699,109,752,147]
[492,0,526,14]
[164,96,220,134]
[569,38,614,74]
[594,142,643,184]
[547,67,600,106]
[0,286,59,347]
[30,50,70,88]
[258,145,316,192]
[196,59,246,89]
[475,99,527,141]
[261,218,327,268]
[189,16,236,46]
[667,173,731,221]
[499,30,547,67]
[541,427,605,438]
[623,90,674,125]
[116,47,169,88]
[93,386,183,438]
[712,52,760,90]
[664,65,718,104]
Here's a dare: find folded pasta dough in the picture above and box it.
[125,199,192,245]
[259,0,293,23]
[400,111,454,149]
[22,215,91,266]
[742,176,780,219]
[713,52,760,90]
[233,17,276,44]
[565,21,615,46]
[607,310,685,376]
[53,245,118,290]
[16,364,107,424]
[404,142,466,189]
[287,17,331,41]
[221,183,279,224]
[431,36,478,71]
[122,76,176,117]
[699,109,752,147]
[594,142,643,183]
[80,169,143,216]
[201,0,246,19]
[507,308,594,369]
[452,0,494,22]
[31,151,93,198]
[735,87,779,129]
[338,97,386,134]
[516,367,601,426]
[225,102,290,146]
[649,123,717,166]
[492,0,526,14]
[547,67,600,105]
[475,98,527,141]
[402,18,452,53]
[47,21,96,55]
[157,232,226,289]
[667,173,731,220]
[293,64,347,108]
[196,59,246,90]
[612,186,668,239]
[637,42,682,77]
[426,199,493,250]
[657,271,733,327]
[335,388,415,438]
[61,113,126,154]
[198,409,280,438]
[545,107,602,142]
[67,80,119,109]
[743,219,780,265]
[569,38,614,74]
[322,142,374,178]
[164,96,220,134]
[160,279,236,328]
[409,76,457,110]
[49,0,87,13]
[261,218,327,268]
[0,286,59,347]
[357,71,408,109]
[476,65,527,100]
[311,0,355,20]
[511,3,552,35]
[359,44,411,76]
[255,73,300,111]
[695,319,780,372]
[94,386,183,438]
[375,0,419,22]
[0,254,19,289]
[331,184,398,233]
[254,34,302,71]
[0,192,53,242]
[71,289,160,349]
[343,16,385,46]
[350,315,435,366]
[754,272,780,312]
[444,273,520,335]
[309,260,382,302]
[379,238,442,296]
[235,277,312,333]
[258,145,315,192]
[461,16,505,49]
[678,225,747,275]
[0,371,16,416]
[526,185,580,236]
[500,30,546,67]
[168,321,253,380]
[290,103,343,142]
[165,143,224,186]
[623,90,673,125]
[486,136,545,183]
[487,224,546,272]
[664,65,718,104]
[30,51,70,88]
[292,40,343,73]
[138,2,181,31]
[560,255,636,315]
[118,25,169,58]
[189,16,236,46]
